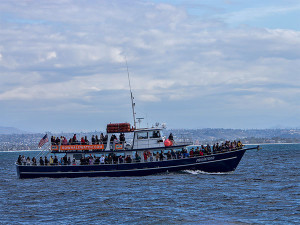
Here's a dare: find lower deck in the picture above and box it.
[16,147,258,178]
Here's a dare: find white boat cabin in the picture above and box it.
[105,127,165,150]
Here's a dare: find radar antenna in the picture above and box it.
[125,56,137,129]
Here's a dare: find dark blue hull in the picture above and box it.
[16,148,253,179]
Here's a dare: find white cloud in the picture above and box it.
[0,0,299,130]
[46,51,56,60]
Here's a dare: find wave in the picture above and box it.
[183,170,234,175]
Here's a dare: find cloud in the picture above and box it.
[223,4,300,25]
[0,0,299,130]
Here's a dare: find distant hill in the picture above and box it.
[0,126,28,134]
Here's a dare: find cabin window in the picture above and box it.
[150,131,161,138]
[73,154,83,160]
[137,132,148,139]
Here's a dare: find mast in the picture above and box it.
[125,57,136,129]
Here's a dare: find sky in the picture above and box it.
[0,0,299,132]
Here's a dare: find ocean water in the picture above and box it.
[0,144,299,224]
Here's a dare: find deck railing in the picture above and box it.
[18,146,244,166]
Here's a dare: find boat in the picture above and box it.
[15,63,259,179]
[16,123,259,179]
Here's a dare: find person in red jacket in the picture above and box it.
[81,137,85,145]
[189,148,194,157]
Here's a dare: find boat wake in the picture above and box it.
[183,170,234,175]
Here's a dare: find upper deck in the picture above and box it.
[50,124,192,153]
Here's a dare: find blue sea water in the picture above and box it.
[0,144,299,224]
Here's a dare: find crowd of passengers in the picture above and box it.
[17,141,243,166]
[51,133,126,145]
[17,154,73,166]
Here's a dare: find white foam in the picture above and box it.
[183,170,234,175]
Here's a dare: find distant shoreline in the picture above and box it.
[245,143,300,145]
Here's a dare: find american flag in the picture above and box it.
[38,134,49,148]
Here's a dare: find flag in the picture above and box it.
[38,134,49,148]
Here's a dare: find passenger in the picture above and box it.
[216,143,220,152]
[53,156,58,165]
[177,151,182,159]
[171,149,176,159]
[81,137,85,145]
[149,154,153,162]
[159,151,164,161]
[32,157,37,166]
[212,144,216,153]
[80,157,84,165]
[230,142,233,150]
[72,158,76,165]
[55,137,60,145]
[125,155,132,163]
[169,133,174,141]
[39,157,44,165]
[182,148,188,158]
[91,135,96,145]
[237,141,243,149]
[135,153,141,162]
[89,157,93,165]
[167,151,172,160]
[100,155,105,164]
[108,155,113,164]
[95,135,99,144]
[44,156,49,166]
[104,155,109,164]
[199,150,203,156]
[100,133,104,143]
[26,157,31,165]
[232,141,236,149]
[49,156,54,165]
[143,151,148,162]
[17,155,22,165]
[120,133,125,142]
[51,136,55,145]
[67,157,71,165]
[155,152,160,161]
[63,155,67,165]
[221,143,225,152]
[189,148,194,158]
[22,155,26,165]
[118,155,123,163]
[94,157,100,165]
[84,136,89,145]
[104,135,108,143]
[207,144,211,154]
[153,131,158,138]
[72,134,77,144]
[113,137,119,146]
[195,147,200,156]
[110,135,115,142]
[62,137,68,145]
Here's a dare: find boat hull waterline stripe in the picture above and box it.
[20,156,238,175]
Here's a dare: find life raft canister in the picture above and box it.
[164,139,173,147]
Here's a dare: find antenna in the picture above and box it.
[136,117,144,128]
[125,56,137,129]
